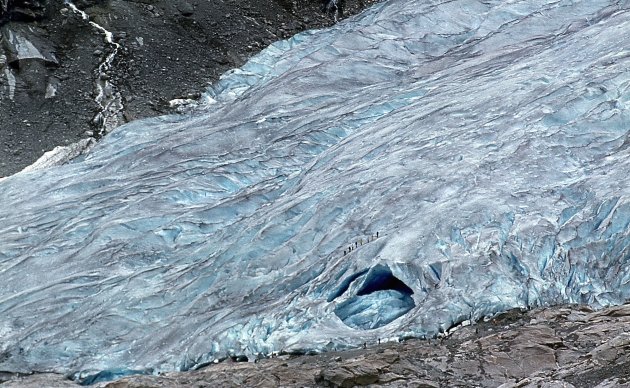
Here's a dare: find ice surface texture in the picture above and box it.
[1,0,630,380]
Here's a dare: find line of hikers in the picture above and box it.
[343,231,379,256]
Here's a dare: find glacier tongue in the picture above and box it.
[1,0,630,380]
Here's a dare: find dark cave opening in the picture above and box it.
[332,264,416,330]
[356,264,414,297]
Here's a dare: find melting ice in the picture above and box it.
[1,0,630,382]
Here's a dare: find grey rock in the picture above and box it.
[176,1,193,16]
[0,373,78,387]
[74,0,108,8]
[1,24,58,67]
[316,363,380,387]
[0,0,48,20]
[499,378,577,388]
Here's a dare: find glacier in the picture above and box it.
[1,0,630,382]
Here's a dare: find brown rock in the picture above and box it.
[316,364,380,387]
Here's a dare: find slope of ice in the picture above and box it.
[1,0,630,381]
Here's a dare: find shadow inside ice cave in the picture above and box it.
[332,264,415,330]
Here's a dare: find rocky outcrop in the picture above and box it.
[1,23,58,67]
[0,0,49,22]
[3,302,630,387]
[0,0,105,176]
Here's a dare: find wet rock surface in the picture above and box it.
[3,303,630,387]
[0,0,378,176]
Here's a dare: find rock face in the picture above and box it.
[0,0,49,21]
[0,0,378,176]
[3,303,630,387]
[0,0,102,176]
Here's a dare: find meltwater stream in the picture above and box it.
[1,0,630,382]
[64,0,124,135]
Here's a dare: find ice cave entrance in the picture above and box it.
[333,264,415,330]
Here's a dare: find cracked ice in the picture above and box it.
[1,0,630,382]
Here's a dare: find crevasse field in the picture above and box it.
[1,0,630,382]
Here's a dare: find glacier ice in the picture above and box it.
[1,0,630,382]
[333,264,416,330]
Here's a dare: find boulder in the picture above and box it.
[1,24,58,68]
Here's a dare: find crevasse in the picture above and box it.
[1,0,630,383]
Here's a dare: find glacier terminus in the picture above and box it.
[1,0,630,383]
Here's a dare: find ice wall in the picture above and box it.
[1,0,630,382]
